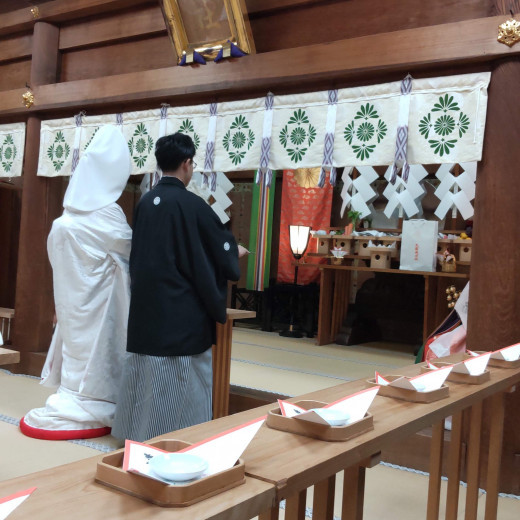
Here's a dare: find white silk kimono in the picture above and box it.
[21,125,132,438]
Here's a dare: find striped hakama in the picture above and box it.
[112,348,212,442]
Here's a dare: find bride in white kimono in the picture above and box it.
[20,125,132,440]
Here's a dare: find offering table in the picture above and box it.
[0,356,516,520]
[316,264,469,346]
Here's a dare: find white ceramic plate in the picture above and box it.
[149,452,208,482]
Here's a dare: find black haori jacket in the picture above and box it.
[127,176,240,357]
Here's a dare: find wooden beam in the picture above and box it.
[58,5,166,50]
[247,0,322,15]
[0,0,150,37]
[0,14,517,117]
[0,33,32,63]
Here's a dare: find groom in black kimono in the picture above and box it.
[113,132,244,442]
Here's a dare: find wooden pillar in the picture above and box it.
[11,22,62,366]
[466,58,520,495]
[467,58,520,348]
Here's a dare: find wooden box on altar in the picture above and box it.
[454,238,472,262]
[367,376,450,403]
[315,235,332,255]
[266,400,374,442]
[420,362,490,385]
[333,236,353,254]
[95,439,245,507]
[367,247,392,269]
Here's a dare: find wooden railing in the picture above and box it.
[0,353,517,519]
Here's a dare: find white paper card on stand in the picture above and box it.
[375,371,391,385]
[453,352,490,375]
[323,386,379,423]
[0,487,36,520]
[182,416,265,476]
[278,400,307,418]
[491,344,520,361]
[0,331,3,346]
[122,416,265,484]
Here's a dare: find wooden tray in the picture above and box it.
[95,439,245,507]
[420,362,491,385]
[367,376,450,403]
[266,400,374,442]
[469,351,520,369]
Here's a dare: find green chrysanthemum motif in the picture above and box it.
[247,129,255,150]
[136,138,147,154]
[355,103,379,120]
[279,126,289,148]
[457,113,470,138]
[419,93,470,157]
[352,144,376,161]
[419,113,433,139]
[287,108,309,125]
[223,115,255,165]
[0,134,18,173]
[178,119,201,151]
[432,94,460,113]
[179,119,194,133]
[128,123,154,169]
[434,115,455,136]
[287,147,307,163]
[356,122,375,142]
[343,121,355,145]
[279,108,314,163]
[232,131,246,149]
[291,127,307,146]
[230,115,249,130]
[47,131,71,172]
[223,130,231,152]
[428,139,457,157]
[229,151,246,165]
[375,119,387,143]
[308,125,316,146]
[343,103,386,160]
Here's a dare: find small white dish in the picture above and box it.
[310,408,351,426]
[149,452,208,482]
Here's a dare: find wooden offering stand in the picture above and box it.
[266,400,374,442]
[367,376,450,403]
[420,362,490,385]
[96,440,245,507]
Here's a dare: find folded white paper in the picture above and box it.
[278,387,379,427]
[375,367,452,392]
[0,487,36,520]
[122,416,265,484]
[491,344,520,362]
[455,352,490,375]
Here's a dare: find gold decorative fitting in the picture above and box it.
[30,6,40,19]
[22,90,34,108]
[497,18,520,47]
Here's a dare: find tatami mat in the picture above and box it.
[0,330,517,519]
[230,328,415,395]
